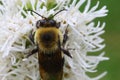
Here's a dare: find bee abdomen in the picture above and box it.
[38,50,64,80]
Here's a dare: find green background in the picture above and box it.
[92,0,120,80]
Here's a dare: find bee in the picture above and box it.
[26,9,72,80]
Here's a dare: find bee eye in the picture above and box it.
[36,20,46,28]
[40,20,46,26]
[36,20,41,28]
[49,20,56,26]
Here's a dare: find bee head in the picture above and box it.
[27,9,66,28]
[36,19,60,28]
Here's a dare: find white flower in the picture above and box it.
[0,0,109,80]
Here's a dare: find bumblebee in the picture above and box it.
[26,10,72,80]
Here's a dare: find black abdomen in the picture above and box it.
[38,49,64,80]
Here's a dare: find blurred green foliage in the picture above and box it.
[92,0,120,80]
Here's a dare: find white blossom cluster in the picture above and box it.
[0,0,109,80]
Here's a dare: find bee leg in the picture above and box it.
[29,30,35,44]
[58,34,72,58]
[62,27,68,46]
[26,47,38,58]
[61,48,72,58]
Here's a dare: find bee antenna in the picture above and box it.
[26,9,46,19]
[53,9,67,17]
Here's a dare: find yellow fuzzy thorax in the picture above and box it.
[34,27,63,53]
